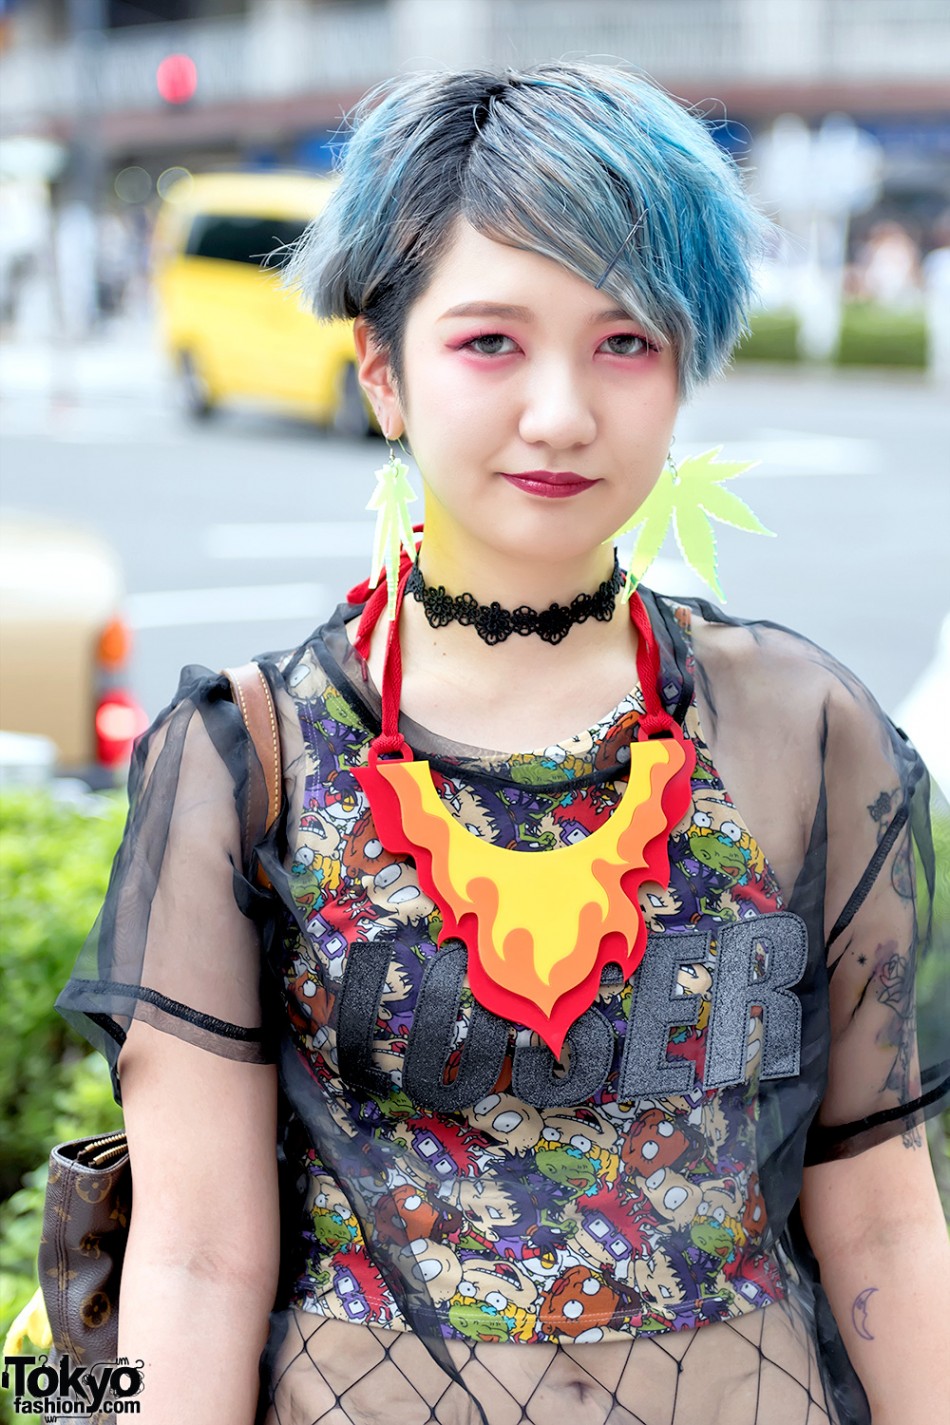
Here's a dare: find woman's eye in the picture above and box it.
[467,333,517,356]
[601,332,652,356]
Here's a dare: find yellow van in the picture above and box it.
[152,171,373,435]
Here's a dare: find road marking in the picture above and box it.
[202,438,881,564]
[676,436,882,476]
[206,522,374,560]
[204,526,703,594]
[127,559,703,634]
[127,582,328,629]
[0,407,179,443]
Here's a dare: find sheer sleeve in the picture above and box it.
[675,598,949,1169]
[56,665,278,1101]
[807,672,947,1160]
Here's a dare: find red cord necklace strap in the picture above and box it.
[370,560,415,763]
[359,556,678,764]
[628,589,677,741]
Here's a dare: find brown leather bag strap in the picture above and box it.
[223,662,282,888]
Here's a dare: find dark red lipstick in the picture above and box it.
[500,470,599,499]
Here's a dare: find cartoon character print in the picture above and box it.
[453,1179,526,1248]
[297,1168,370,1311]
[509,806,560,851]
[741,1171,767,1242]
[534,1107,620,1203]
[640,868,691,928]
[689,1176,748,1265]
[634,1246,689,1327]
[331,1254,394,1327]
[743,1006,766,1088]
[363,858,436,927]
[344,809,399,881]
[534,728,599,782]
[592,711,636,774]
[620,1105,701,1179]
[322,685,368,735]
[447,784,504,842]
[432,771,515,845]
[681,793,780,922]
[550,785,612,845]
[321,769,364,834]
[374,1183,462,1246]
[399,1237,463,1305]
[284,951,335,1050]
[730,1250,782,1314]
[539,1264,620,1343]
[370,957,424,1074]
[289,802,343,918]
[300,1168,362,1259]
[449,1259,539,1342]
[282,609,788,1342]
[699,1098,734,1170]
[393,1117,483,1183]
[463,1093,544,1155]
[286,654,323,702]
[637,1165,704,1231]
[571,1183,651,1283]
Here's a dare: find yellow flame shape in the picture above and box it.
[376,740,684,1030]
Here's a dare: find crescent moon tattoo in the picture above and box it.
[851,1285,878,1341]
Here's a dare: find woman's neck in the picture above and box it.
[366,517,638,751]
[416,516,617,613]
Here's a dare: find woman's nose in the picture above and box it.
[517,363,597,449]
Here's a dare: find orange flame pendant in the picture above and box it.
[352,555,696,1058]
[354,733,694,1057]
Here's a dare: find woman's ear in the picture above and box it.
[353,317,405,440]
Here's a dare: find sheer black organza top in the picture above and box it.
[57,589,949,1425]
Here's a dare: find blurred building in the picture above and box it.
[1,0,948,221]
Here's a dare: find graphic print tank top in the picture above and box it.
[274,599,802,1348]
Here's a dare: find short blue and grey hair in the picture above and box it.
[287,63,770,397]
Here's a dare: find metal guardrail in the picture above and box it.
[1,0,948,127]
[487,0,950,80]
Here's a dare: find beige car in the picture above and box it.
[0,514,146,783]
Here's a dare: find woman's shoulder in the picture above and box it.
[659,594,873,706]
[656,591,920,785]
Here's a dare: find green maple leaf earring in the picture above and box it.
[367,444,418,622]
[613,447,774,603]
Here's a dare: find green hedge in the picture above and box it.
[735,309,800,362]
[0,790,125,1361]
[735,302,929,368]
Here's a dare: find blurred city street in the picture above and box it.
[1,316,946,734]
[1,0,949,781]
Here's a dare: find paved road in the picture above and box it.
[1,328,947,730]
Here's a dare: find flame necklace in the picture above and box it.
[351,556,696,1057]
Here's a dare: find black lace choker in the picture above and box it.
[405,554,623,646]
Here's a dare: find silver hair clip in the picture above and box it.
[595,212,647,290]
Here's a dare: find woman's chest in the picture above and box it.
[279,689,802,1116]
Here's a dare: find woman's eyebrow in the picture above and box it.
[439,301,635,322]
[439,301,532,321]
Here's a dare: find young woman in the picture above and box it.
[59,65,948,1425]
